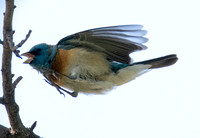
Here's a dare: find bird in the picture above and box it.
[22,25,178,97]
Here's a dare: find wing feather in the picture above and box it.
[57,25,148,64]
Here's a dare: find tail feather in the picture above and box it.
[131,54,178,69]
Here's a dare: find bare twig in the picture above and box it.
[6,30,32,59]
[30,121,37,132]
[12,76,23,88]
[10,30,32,59]
[14,30,32,51]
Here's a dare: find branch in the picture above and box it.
[6,30,32,59]
[2,0,40,137]
[14,30,32,51]
[2,0,25,134]
[10,30,32,58]
[0,97,5,105]
[30,121,37,132]
[0,125,10,138]
[12,76,23,88]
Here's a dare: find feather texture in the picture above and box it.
[22,25,178,96]
[131,54,178,69]
[57,25,148,64]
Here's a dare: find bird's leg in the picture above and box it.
[55,85,78,97]
[55,71,77,80]
[43,76,78,97]
[44,79,65,96]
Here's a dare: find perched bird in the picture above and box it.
[22,25,178,97]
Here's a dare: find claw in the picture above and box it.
[69,92,78,97]
[56,88,66,97]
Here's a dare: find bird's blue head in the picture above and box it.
[22,43,57,71]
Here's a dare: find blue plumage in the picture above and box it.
[27,43,57,71]
[110,62,128,73]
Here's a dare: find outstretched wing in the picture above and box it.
[57,25,148,64]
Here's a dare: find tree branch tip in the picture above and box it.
[10,29,32,58]
[30,121,37,132]
[28,29,32,33]
[13,76,23,88]
[14,29,32,50]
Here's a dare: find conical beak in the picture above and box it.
[21,52,35,64]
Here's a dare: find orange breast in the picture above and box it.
[51,49,70,73]
[49,49,72,85]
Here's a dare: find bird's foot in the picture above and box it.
[44,78,78,97]
[69,92,78,97]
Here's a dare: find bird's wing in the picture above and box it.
[57,25,148,64]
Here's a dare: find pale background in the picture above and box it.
[0,0,200,138]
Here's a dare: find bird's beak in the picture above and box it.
[21,52,35,64]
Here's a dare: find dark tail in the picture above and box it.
[131,54,178,69]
